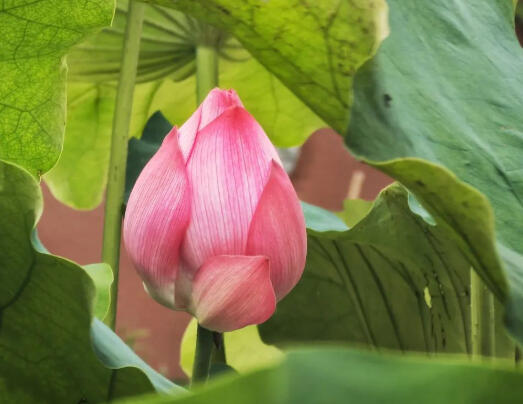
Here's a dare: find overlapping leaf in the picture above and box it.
[44,83,116,209]
[0,0,113,175]
[117,348,523,404]
[145,0,386,133]
[260,185,475,353]
[31,230,180,394]
[0,160,181,402]
[32,230,113,322]
[345,0,523,343]
[260,186,515,356]
[46,0,324,209]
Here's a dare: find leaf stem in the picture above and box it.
[471,269,495,358]
[191,324,214,385]
[196,32,219,102]
[102,0,145,329]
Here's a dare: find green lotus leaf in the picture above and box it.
[0,0,113,175]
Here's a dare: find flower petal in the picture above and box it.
[246,161,307,300]
[191,255,276,332]
[178,88,243,161]
[123,127,191,290]
[181,106,281,272]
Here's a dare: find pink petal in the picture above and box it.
[181,106,281,273]
[246,161,307,300]
[123,127,191,291]
[178,88,244,161]
[191,255,276,332]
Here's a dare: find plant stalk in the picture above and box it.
[102,0,145,329]
[192,324,214,385]
[471,269,495,358]
[211,332,226,364]
[196,42,219,102]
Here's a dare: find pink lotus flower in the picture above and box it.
[124,88,307,332]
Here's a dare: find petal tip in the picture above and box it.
[205,88,243,109]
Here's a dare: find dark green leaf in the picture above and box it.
[116,348,523,404]
[0,0,113,175]
[32,230,113,322]
[346,0,523,343]
[261,185,476,353]
[0,160,181,402]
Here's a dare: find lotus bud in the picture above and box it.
[124,88,306,332]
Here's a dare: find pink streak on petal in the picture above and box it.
[246,161,307,300]
[178,88,244,161]
[191,255,276,332]
[123,127,191,288]
[181,106,281,273]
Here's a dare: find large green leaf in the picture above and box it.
[345,0,523,342]
[31,227,181,395]
[0,0,113,175]
[0,160,180,402]
[116,348,523,404]
[31,231,113,321]
[44,83,116,209]
[46,1,324,209]
[260,185,476,353]
[261,185,516,356]
[145,0,386,134]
